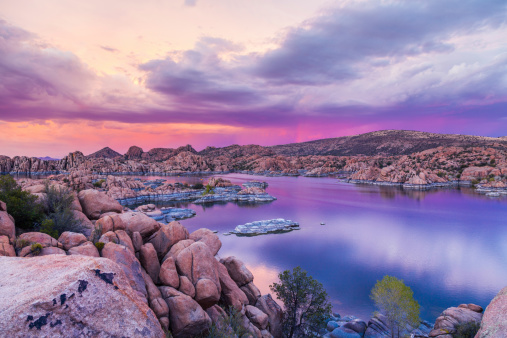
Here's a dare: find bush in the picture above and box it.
[15,238,30,249]
[454,321,480,338]
[40,182,83,236]
[192,183,204,190]
[40,218,59,239]
[95,242,105,251]
[30,243,43,256]
[0,175,44,230]
[93,179,105,188]
[202,184,215,196]
[204,306,250,338]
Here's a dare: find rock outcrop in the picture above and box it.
[477,287,507,337]
[0,255,163,337]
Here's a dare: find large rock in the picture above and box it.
[139,243,160,283]
[78,189,122,220]
[476,287,507,337]
[217,261,248,310]
[101,242,147,298]
[0,235,15,257]
[175,241,221,309]
[98,230,135,253]
[241,282,262,305]
[18,232,63,248]
[364,313,390,337]
[159,286,212,338]
[67,241,100,257]
[118,212,160,239]
[430,306,482,337]
[94,214,126,235]
[40,247,66,256]
[0,255,163,337]
[179,276,196,298]
[221,256,254,287]
[159,256,179,288]
[255,294,283,338]
[71,210,94,237]
[189,228,222,256]
[246,305,269,330]
[141,269,169,321]
[58,232,87,251]
[162,239,194,262]
[148,221,189,259]
[0,210,15,243]
[330,327,362,338]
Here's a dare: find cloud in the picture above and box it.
[100,45,119,53]
[184,0,198,7]
[1,0,507,141]
[0,19,95,108]
[254,0,507,85]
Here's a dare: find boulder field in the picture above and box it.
[0,189,282,338]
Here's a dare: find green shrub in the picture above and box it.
[93,179,105,188]
[454,321,480,338]
[30,243,43,256]
[471,179,479,185]
[203,306,249,338]
[95,242,105,251]
[40,218,59,239]
[0,175,44,230]
[202,184,215,196]
[40,182,83,236]
[15,238,30,249]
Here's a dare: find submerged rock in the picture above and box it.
[230,218,300,236]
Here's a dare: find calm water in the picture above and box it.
[134,173,507,322]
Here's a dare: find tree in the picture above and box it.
[0,175,44,230]
[270,266,332,338]
[370,275,420,338]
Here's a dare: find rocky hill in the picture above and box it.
[269,130,507,156]
[86,147,122,159]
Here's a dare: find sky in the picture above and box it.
[0,0,506,157]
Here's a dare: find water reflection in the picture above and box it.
[180,174,507,321]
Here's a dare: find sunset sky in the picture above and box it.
[1,0,506,157]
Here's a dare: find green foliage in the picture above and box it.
[454,321,480,338]
[30,242,43,256]
[0,175,44,230]
[40,218,59,239]
[370,275,420,338]
[40,182,83,236]
[437,171,445,178]
[15,238,30,249]
[95,242,105,251]
[270,266,332,338]
[471,179,479,185]
[202,184,215,196]
[204,306,249,338]
[164,328,173,338]
[93,179,105,188]
[192,182,204,190]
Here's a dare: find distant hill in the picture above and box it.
[268,130,507,156]
[86,147,122,159]
[37,156,60,161]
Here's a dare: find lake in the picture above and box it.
[128,173,507,322]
